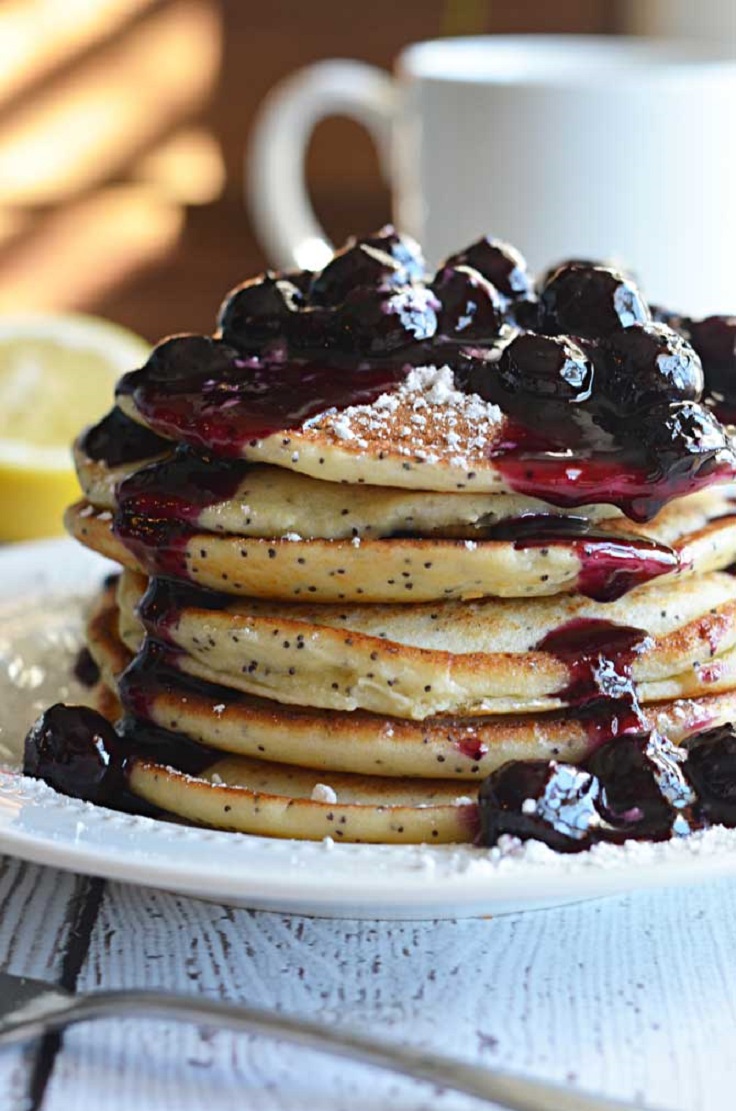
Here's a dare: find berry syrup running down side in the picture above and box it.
[535,618,651,746]
[23,704,213,810]
[115,230,736,521]
[483,516,678,601]
[113,448,249,579]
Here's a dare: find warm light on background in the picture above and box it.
[0,0,223,314]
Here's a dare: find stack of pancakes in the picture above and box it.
[66,345,736,842]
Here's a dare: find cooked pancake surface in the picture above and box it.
[87,584,736,781]
[66,487,736,604]
[129,755,478,843]
[75,441,625,530]
[116,569,736,718]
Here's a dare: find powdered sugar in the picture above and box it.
[309,364,504,471]
[311,782,338,804]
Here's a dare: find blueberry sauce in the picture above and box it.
[117,637,225,721]
[114,451,679,600]
[113,448,248,578]
[111,229,736,524]
[477,727,704,852]
[118,334,735,524]
[488,444,734,524]
[80,407,171,466]
[23,702,213,811]
[535,618,650,709]
[482,515,678,601]
[535,618,651,751]
[453,733,490,763]
[116,338,413,458]
[72,647,100,688]
[135,575,230,641]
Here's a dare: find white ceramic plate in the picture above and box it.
[2,538,736,920]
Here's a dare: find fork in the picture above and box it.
[0,970,669,1111]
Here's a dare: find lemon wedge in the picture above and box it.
[0,314,150,541]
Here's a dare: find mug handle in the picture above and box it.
[247,61,397,270]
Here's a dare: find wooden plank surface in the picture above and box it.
[0,857,104,1111]
[1,858,736,1110]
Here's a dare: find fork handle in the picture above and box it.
[20,990,652,1111]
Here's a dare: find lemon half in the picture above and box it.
[0,314,150,541]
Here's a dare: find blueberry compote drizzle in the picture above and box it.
[79,407,170,466]
[482,516,677,601]
[116,337,415,459]
[535,619,649,709]
[136,575,231,638]
[23,704,212,812]
[113,448,248,578]
[535,618,650,744]
[478,728,702,852]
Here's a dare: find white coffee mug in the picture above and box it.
[248,35,736,314]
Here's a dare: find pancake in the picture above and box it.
[91,678,122,721]
[87,584,736,781]
[128,755,479,843]
[65,491,736,604]
[32,231,736,847]
[117,364,736,508]
[116,569,736,719]
[74,434,624,529]
[116,364,517,493]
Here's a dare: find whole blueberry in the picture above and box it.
[539,263,650,338]
[509,298,540,331]
[339,285,438,355]
[118,333,243,395]
[218,273,304,350]
[80,408,170,467]
[685,724,736,826]
[497,332,595,403]
[443,237,531,301]
[587,731,694,839]
[23,704,127,806]
[309,227,424,305]
[638,399,733,470]
[689,315,736,397]
[432,265,505,341]
[537,258,600,289]
[477,759,603,851]
[597,322,704,415]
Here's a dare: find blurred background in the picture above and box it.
[2,0,729,343]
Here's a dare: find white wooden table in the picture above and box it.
[0,857,734,1111]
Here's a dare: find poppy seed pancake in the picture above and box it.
[115,569,736,719]
[87,581,736,782]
